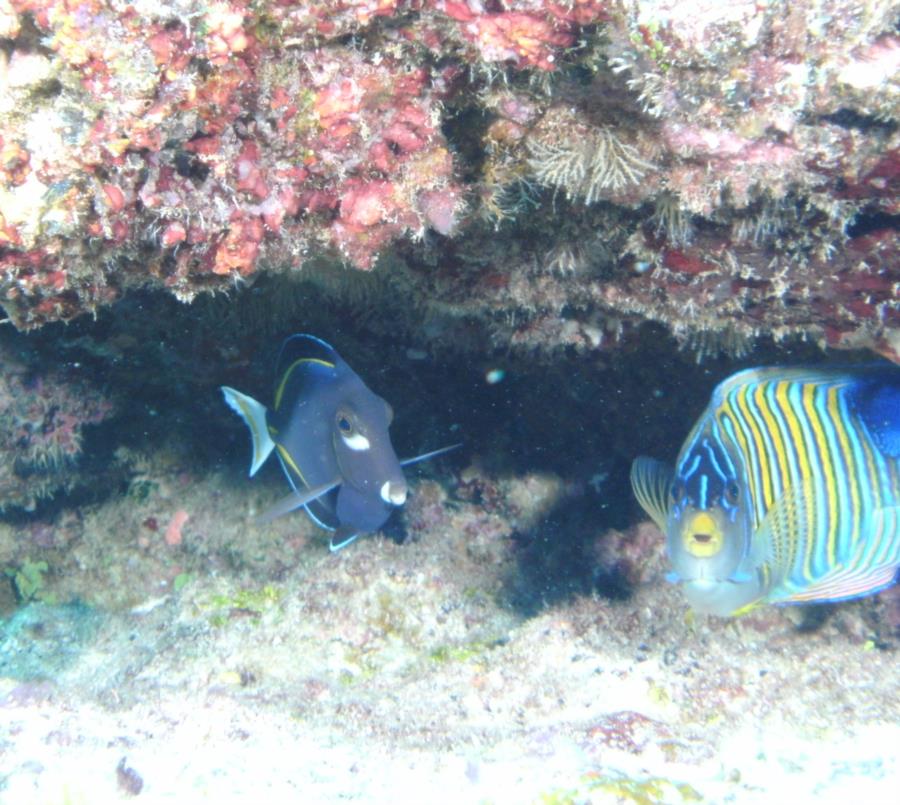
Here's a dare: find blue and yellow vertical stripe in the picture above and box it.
[704,367,900,603]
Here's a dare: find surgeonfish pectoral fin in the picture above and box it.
[330,527,361,552]
[629,457,673,532]
[399,443,463,467]
[221,386,275,477]
[254,477,342,526]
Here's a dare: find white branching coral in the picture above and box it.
[651,193,693,247]
[527,126,655,204]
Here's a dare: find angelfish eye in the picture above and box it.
[724,480,740,505]
[338,416,352,433]
[669,480,685,504]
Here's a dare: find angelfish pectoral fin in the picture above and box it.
[330,527,361,552]
[399,443,462,467]
[255,478,342,526]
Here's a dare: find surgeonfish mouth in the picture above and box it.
[221,334,460,551]
[630,365,900,616]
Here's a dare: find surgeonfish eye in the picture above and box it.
[335,409,371,451]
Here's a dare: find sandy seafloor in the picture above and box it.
[1,450,898,805]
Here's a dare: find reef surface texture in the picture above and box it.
[0,0,897,360]
[1,460,899,803]
[1,1,899,802]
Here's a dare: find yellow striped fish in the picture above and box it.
[631,366,900,616]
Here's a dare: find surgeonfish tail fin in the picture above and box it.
[221,386,275,477]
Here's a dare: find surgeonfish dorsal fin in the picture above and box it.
[275,333,340,380]
[853,377,900,458]
[630,457,673,532]
[782,506,900,604]
[272,334,345,413]
[221,386,275,477]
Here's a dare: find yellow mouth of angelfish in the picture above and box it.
[682,511,724,558]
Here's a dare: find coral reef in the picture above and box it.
[0,0,894,359]
[1,4,898,799]
[0,0,463,326]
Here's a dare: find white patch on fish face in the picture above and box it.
[381,481,407,506]
[342,432,371,451]
[335,409,371,451]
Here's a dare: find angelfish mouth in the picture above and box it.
[682,512,724,558]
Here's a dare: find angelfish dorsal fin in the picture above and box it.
[855,379,900,458]
[630,457,672,532]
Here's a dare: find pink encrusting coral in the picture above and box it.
[0,340,114,510]
[0,0,896,361]
[0,0,465,325]
[432,0,610,70]
[0,0,613,327]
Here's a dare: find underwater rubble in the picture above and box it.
[1,441,899,801]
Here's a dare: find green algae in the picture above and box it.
[429,637,505,665]
[199,584,283,627]
[5,558,50,603]
[536,772,702,805]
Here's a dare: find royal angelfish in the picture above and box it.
[631,366,900,616]
[222,334,457,551]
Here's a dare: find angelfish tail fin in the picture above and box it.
[221,386,275,476]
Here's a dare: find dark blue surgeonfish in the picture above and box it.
[222,334,457,551]
[631,366,900,616]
